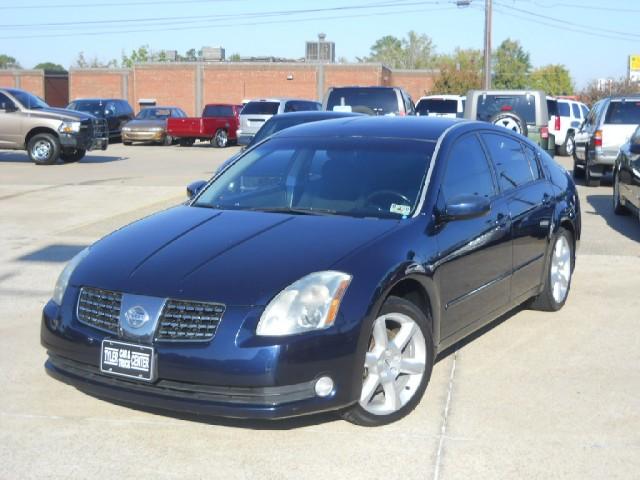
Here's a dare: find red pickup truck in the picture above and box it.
[166,103,242,147]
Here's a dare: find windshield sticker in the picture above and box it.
[390,204,411,216]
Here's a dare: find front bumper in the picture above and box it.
[59,119,108,152]
[122,130,166,142]
[41,298,360,420]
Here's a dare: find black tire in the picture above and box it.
[179,138,195,147]
[123,140,132,146]
[340,296,434,427]
[162,134,173,146]
[489,111,528,137]
[212,129,228,148]
[530,227,574,312]
[613,171,629,215]
[572,150,585,179]
[559,132,575,157]
[60,148,86,163]
[585,162,600,187]
[27,133,60,165]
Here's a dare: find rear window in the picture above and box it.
[416,99,457,115]
[203,105,234,117]
[476,94,537,125]
[604,101,640,124]
[326,88,399,115]
[284,101,321,113]
[69,100,105,117]
[241,102,280,115]
[547,99,558,117]
[557,102,570,117]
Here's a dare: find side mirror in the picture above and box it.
[186,180,207,199]
[439,195,491,222]
[630,143,640,155]
[0,101,17,113]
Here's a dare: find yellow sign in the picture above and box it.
[630,55,640,71]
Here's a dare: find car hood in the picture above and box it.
[72,205,399,306]
[125,119,166,130]
[26,107,96,122]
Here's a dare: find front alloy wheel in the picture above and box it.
[342,296,433,426]
[530,228,574,311]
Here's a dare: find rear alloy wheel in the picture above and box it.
[560,133,575,157]
[341,296,433,426]
[60,148,86,163]
[212,129,228,148]
[613,171,629,215]
[27,133,60,165]
[530,228,573,312]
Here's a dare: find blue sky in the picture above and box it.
[1,0,638,88]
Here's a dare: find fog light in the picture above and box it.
[314,376,334,397]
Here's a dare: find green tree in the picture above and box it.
[34,62,66,72]
[529,64,574,95]
[121,45,150,67]
[73,51,116,68]
[434,48,483,94]
[493,38,531,89]
[228,53,241,62]
[365,32,435,69]
[0,54,21,69]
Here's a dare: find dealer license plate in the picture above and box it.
[100,339,155,382]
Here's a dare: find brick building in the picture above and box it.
[1,63,439,115]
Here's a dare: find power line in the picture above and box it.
[0,4,459,40]
[0,1,447,29]
[0,0,240,9]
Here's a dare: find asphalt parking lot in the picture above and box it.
[1,143,639,479]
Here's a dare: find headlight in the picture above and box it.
[52,248,90,306]
[256,271,352,336]
[58,121,81,133]
[121,126,131,132]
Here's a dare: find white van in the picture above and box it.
[415,95,465,118]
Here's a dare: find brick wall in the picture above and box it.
[391,70,439,101]
[0,70,45,98]
[67,63,440,114]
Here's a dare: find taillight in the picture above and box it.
[554,115,560,131]
[594,130,602,147]
[540,126,549,139]
[398,111,406,116]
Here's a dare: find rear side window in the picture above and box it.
[604,101,640,124]
[557,102,570,117]
[241,102,280,115]
[204,105,233,117]
[416,99,457,115]
[476,94,537,125]
[284,101,321,113]
[547,99,558,117]
[442,134,495,201]
[326,88,399,115]
[580,105,589,118]
[482,133,535,191]
[571,103,580,119]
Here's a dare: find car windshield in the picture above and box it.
[476,94,537,124]
[416,99,457,115]
[69,100,105,117]
[326,88,399,116]
[605,101,640,124]
[194,136,434,219]
[9,89,48,109]
[136,108,172,120]
[241,102,280,115]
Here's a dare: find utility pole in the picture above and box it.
[483,0,492,89]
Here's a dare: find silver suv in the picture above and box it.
[237,98,321,145]
[574,96,640,186]
[324,86,415,116]
[0,88,108,165]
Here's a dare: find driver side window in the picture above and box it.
[0,92,15,112]
[441,134,496,203]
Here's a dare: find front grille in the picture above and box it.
[77,287,122,334]
[92,118,108,139]
[156,299,225,341]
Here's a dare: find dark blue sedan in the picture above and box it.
[41,117,581,426]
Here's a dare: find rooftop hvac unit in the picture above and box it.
[202,47,226,62]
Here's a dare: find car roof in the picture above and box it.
[272,116,462,142]
[244,98,318,103]
[267,111,362,121]
[417,94,463,101]
[72,98,123,102]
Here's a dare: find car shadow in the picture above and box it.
[0,151,127,164]
[586,194,640,242]
[17,244,88,263]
